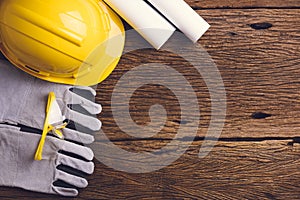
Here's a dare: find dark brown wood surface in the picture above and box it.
[1,1,300,200]
[186,0,300,8]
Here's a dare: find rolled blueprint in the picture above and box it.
[103,0,176,49]
[146,0,210,43]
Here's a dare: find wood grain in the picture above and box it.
[98,9,300,139]
[0,6,299,200]
[186,0,300,9]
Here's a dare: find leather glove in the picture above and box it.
[0,59,102,145]
[0,123,94,196]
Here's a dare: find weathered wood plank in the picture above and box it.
[97,9,300,139]
[90,140,300,199]
[186,0,300,9]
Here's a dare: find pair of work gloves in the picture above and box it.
[0,58,102,196]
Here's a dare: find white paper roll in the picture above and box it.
[146,0,210,43]
[103,0,176,49]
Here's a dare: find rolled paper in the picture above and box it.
[146,0,210,43]
[103,0,176,49]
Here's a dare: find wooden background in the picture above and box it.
[1,0,300,199]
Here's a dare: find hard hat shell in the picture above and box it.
[0,0,125,86]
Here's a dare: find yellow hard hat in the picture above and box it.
[0,0,125,86]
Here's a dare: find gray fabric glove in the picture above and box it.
[0,123,94,196]
[0,59,102,144]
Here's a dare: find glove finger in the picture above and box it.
[57,153,94,174]
[65,107,102,131]
[52,186,78,197]
[72,86,97,96]
[55,170,88,188]
[59,140,94,161]
[62,128,94,144]
[65,90,102,115]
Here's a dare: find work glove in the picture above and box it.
[0,123,94,196]
[0,59,102,145]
